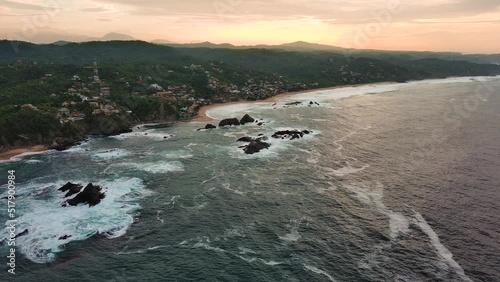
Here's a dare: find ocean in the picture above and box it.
[1,76,499,281]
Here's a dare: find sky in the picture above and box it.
[0,0,499,53]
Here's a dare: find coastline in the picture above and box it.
[0,145,49,161]
[191,81,393,123]
[3,76,497,161]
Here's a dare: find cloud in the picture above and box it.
[91,0,499,20]
[0,0,60,11]
[80,7,109,13]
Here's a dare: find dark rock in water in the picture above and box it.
[66,183,105,207]
[243,139,271,154]
[315,102,320,105]
[1,229,29,246]
[257,122,263,126]
[237,136,254,142]
[310,101,314,105]
[240,114,255,125]
[258,134,264,136]
[272,103,277,106]
[272,130,310,140]
[15,229,29,239]
[59,235,72,240]
[205,124,217,129]
[256,136,268,141]
[59,182,83,198]
[285,101,302,106]
[164,136,168,139]
[50,138,79,151]
[219,118,240,127]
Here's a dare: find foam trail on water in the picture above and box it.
[111,161,185,174]
[303,264,337,282]
[92,148,130,160]
[343,183,409,239]
[413,212,473,282]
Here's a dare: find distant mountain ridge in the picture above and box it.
[2,32,499,64]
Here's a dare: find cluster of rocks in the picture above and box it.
[199,114,268,131]
[59,182,106,207]
[218,114,256,127]
[237,135,271,154]
[273,101,320,109]
[197,113,312,155]
[237,129,312,154]
[272,130,311,140]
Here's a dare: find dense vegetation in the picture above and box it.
[1,40,499,152]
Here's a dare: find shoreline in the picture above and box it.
[3,75,497,161]
[191,81,393,123]
[0,145,49,161]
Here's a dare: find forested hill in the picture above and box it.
[1,40,500,80]
[0,39,499,153]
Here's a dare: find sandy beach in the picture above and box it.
[191,82,392,123]
[0,145,48,161]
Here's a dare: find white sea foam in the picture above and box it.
[238,246,258,255]
[278,227,301,242]
[111,161,185,174]
[92,148,130,160]
[0,177,149,263]
[111,130,174,141]
[205,76,500,122]
[205,102,270,120]
[323,164,370,177]
[163,150,193,159]
[25,159,44,164]
[221,182,246,195]
[236,255,284,266]
[282,84,398,103]
[343,183,409,240]
[303,264,337,282]
[413,212,472,282]
[279,220,302,242]
[192,242,226,253]
[0,150,52,163]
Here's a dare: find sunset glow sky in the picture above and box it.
[1,0,499,53]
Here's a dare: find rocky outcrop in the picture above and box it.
[240,114,255,125]
[65,183,105,207]
[243,139,271,154]
[286,101,302,106]
[272,130,311,140]
[15,229,28,239]
[219,118,240,127]
[205,124,217,129]
[59,235,72,240]
[0,229,28,246]
[237,136,254,142]
[50,138,81,151]
[237,136,271,154]
[58,182,83,198]
[86,115,132,136]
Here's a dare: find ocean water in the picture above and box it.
[1,76,499,281]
